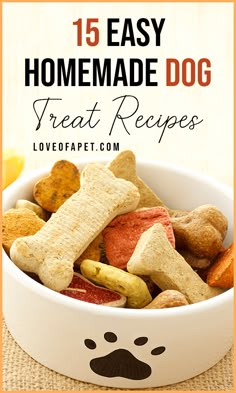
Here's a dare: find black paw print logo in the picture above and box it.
[84,332,166,380]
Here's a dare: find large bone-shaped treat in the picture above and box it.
[10,163,140,291]
[127,223,223,304]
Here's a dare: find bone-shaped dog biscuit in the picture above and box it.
[10,163,140,291]
[108,150,165,208]
[108,151,187,217]
[127,223,223,304]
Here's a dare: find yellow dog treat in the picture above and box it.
[127,223,223,304]
[80,259,152,308]
[33,160,81,212]
[2,208,45,255]
[10,163,140,291]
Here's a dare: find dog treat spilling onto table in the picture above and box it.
[10,163,140,291]
[4,150,232,308]
[103,206,175,270]
[33,160,81,212]
[127,223,223,303]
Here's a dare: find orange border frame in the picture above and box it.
[0,1,235,393]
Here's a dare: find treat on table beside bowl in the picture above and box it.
[2,151,234,389]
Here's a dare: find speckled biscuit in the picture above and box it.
[80,259,152,308]
[103,206,175,270]
[33,160,81,212]
[127,223,223,304]
[171,204,228,258]
[2,208,45,255]
[10,163,140,291]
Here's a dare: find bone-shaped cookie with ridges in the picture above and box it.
[10,163,140,291]
[108,150,165,209]
[107,150,187,217]
[127,223,223,304]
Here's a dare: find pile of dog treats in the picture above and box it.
[3,151,234,309]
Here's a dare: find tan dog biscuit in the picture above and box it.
[171,204,228,258]
[10,163,140,291]
[103,206,175,270]
[108,150,188,218]
[33,160,81,212]
[108,150,165,208]
[16,199,49,221]
[144,290,189,309]
[2,208,45,255]
[127,223,223,304]
[80,259,152,308]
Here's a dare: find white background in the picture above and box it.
[2,2,234,187]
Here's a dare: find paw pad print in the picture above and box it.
[84,332,166,380]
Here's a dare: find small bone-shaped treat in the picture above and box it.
[10,163,140,291]
[127,223,223,304]
[108,150,165,209]
[108,150,188,217]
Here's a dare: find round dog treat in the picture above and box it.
[2,208,45,255]
[144,290,189,309]
[80,259,152,308]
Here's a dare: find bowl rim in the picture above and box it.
[2,157,234,319]
[3,156,234,197]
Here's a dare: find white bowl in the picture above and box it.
[2,159,234,389]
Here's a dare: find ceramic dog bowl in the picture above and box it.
[2,159,234,388]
